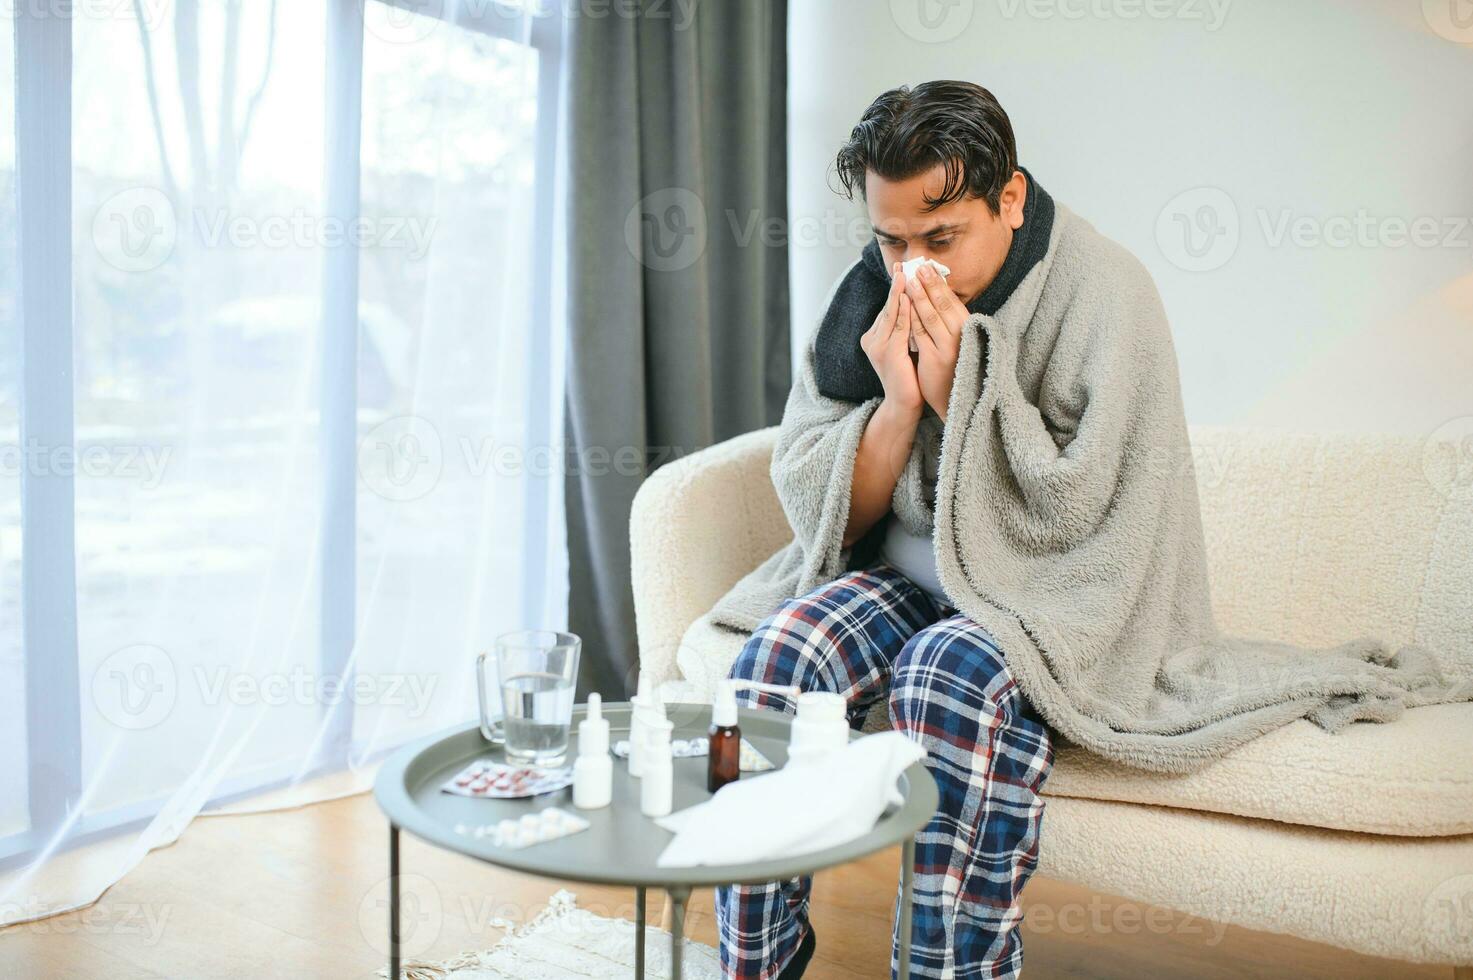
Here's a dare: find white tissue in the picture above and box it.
[900,256,950,284]
[898,258,951,351]
[654,732,926,868]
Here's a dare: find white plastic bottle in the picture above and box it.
[788,691,849,765]
[628,672,654,778]
[640,716,675,817]
[573,694,612,810]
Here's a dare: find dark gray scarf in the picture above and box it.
[814,169,1055,401]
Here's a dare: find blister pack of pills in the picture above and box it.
[453,808,590,849]
[611,736,775,772]
[440,760,575,799]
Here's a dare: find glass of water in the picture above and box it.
[476,630,580,767]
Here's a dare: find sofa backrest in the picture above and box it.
[1189,426,1471,671]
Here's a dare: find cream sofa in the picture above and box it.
[629,425,1473,974]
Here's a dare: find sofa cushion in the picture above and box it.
[677,612,1473,836]
[1038,795,1473,966]
[1046,701,1473,836]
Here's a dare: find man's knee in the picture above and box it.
[730,593,820,684]
[726,594,842,715]
[729,569,890,684]
[889,619,1016,718]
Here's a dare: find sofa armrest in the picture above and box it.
[629,426,791,685]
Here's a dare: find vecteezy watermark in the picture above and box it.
[1257,209,1473,250]
[192,209,436,259]
[1023,895,1230,945]
[91,187,438,273]
[624,190,876,270]
[359,873,443,959]
[1134,437,1236,491]
[1157,187,1473,271]
[1421,416,1473,498]
[995,0,1232,31]
[506,0,698,29]
[1,0,171,29]
[92,644,179,731]
[0,439,172,489]
[91,645,441,730]
[92,187,178,274]
[1423,0,1473,44]
[365,0,443,45]
[0,897,174,944]
[357,416,446,503]
[1423,873,1473,947]
[725,208,874,252]
[365,0,698,45]
[192,665,439,719]
[890,0,976,42]
[355,413,720,502]
[624,187,708,273]
[1156,187,1240,272]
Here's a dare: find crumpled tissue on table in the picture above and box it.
[654,731,927,868]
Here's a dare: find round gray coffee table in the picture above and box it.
[373,701,938,979]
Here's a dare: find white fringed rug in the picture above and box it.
[382,890,722,980]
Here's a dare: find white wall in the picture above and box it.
[787,0,1473,435]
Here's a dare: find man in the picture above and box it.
[716,80,1053,980]
[702,77,1459,980]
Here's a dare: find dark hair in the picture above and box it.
[834,81,1017,214]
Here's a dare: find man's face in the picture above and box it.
[865,165,1027,306]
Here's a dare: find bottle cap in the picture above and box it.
[712,682,739,728]
[579,693,609,756]
[796,690,846,722]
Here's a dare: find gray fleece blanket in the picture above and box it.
[704,202,1472,773]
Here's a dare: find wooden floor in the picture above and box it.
[0,793,1442,979]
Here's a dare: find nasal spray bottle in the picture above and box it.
[639,713,675,817]
[707,680,800,793]
[573,693,612,810]
[628,672,656,778]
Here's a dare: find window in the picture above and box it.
[2,0,565,890]
[72,0,327,817]
[353,2,545,750]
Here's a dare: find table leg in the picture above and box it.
[669,887,689,980]
[389,823,401,980]
[898,835,915,980]
[634,886,646,979]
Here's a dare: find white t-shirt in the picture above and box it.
[878,406,948,605]
[879,514,947,604]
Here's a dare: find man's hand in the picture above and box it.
[860,263,923,415]
[843,263,924,548]
[906,263,968,421]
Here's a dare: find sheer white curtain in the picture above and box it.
[0,0,566,925]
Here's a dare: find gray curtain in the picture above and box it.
[564,0,791,697]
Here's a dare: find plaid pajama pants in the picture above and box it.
[715,564,1054,979]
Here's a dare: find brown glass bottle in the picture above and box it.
[707,722,741,793]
